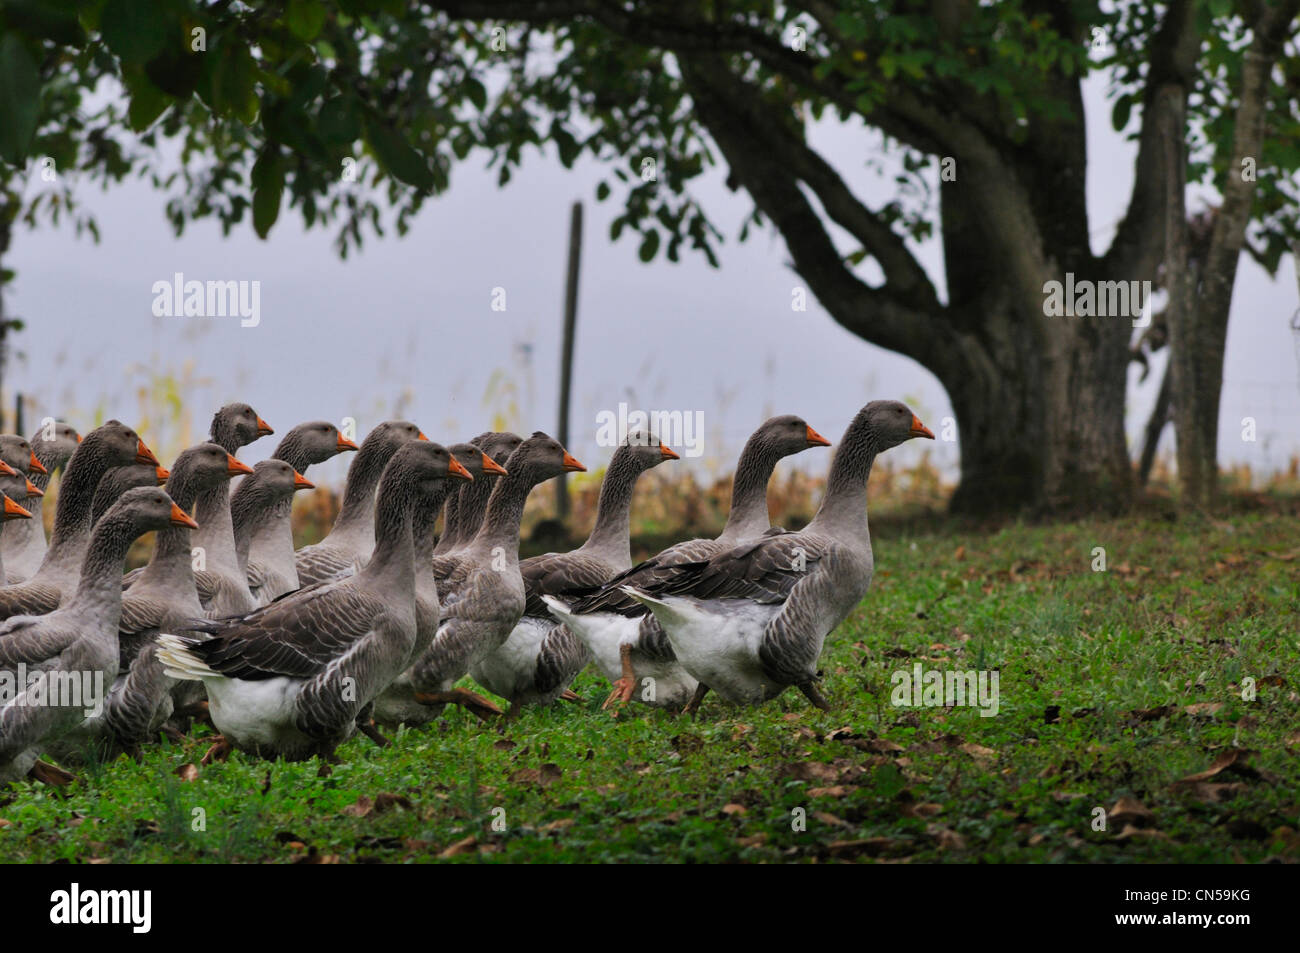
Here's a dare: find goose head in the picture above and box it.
[90,463,173,524]
[210,402,273,453]
[381,441,473,501]
[0,435,48,476]
[0,492,31,521]
[170,442,256,502]
[449,443,503,483]
[29,420,81,472]
[99,486,200,538]
[756,414,833,457]
[860,400,935,452]
[80,420,159,469]
[504,432,586,484]
[278,420,360,467]
[474,431,524,471]
[618,429,680,472]
[244,459,315,503]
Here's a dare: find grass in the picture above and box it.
[1,509,1297,863]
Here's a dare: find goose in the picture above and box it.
[544,415,829,711]
[183,403,270,616]
[0,485,33,588]
[157,441,472,764]
[432,431,522,557]
[370,442,503,729]
[293,420,428,588]
[76,445,252,755]
[471,431,678,711]
[0,468,41,587]
[4,421,80,583]
[239,421,358,604]
[622,400,933,713]
[88,463,170,522]
[234,460,316,604]
[0,487,197,785]
[404,433,585,719]
[0,421,158,623]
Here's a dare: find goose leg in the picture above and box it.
[28,759,78,786]
[681,683,710,717]
[315,747,342,778]
[355,703,390,747]
[797,681,832,711]
[559,688,583,704]
[200,736,232,765]
[414,688,503,721]
[601,644,638,713]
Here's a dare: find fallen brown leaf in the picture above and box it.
[175,763,199,782]
[438,835,478,858]
[1108,796,1153,827]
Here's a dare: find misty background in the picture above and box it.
[7,72,1299,492]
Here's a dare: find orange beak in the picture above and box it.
[293,469,315,490]
[806,425,831,447]
[659,443,680,460]
[909,415,935,439]
[0,461,15,477]
[155,466,170,486]
[561,452,586,473]
[24,478,43,498]
[169,503,200,529]
[76,433,83,444]
[135,439,159,466]
[417,431,430,442]
[337,434,359,452]
[27,452,48,475]
[256,416,274,437]
[448,456,473,481]
[480,452,508,476]
[226,455,254,476]
[3,495,31,520]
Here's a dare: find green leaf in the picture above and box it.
[1208,0,1231,18]
[124,67,169,130]
[101,0,171,65]
[3,0,88,46]
[0,35,40,165]
[363,113,434,191]
[638,228,660,262]
[251,147,286,238]
[595,181,610,202]
[1111,93,1133,133]
[463,77,487,111]
[286,0,327,41]
[318,96,361,144]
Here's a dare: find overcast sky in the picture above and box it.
[7,72,1299,491]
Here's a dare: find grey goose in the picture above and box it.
[239,421,358,604]
[432,431,522,558]
[4,421,79,583]
[0,421,159,623]
[545,415,829,711]
[624,401,933,712]
[404,432,584,719]
[293,420,428,588]
[157,441,471,764]
[471,431,678,711]
[0,487,197,785]
[184,402,271,617]
[78,445,253,756]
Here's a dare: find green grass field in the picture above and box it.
[2,509,1297,863]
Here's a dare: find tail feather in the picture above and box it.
[620,586,695,629]
[541,594,576,625]
[155,634,216,682]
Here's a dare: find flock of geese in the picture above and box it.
[0,399,933,782]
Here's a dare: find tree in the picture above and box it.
[3,1,1298,513]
